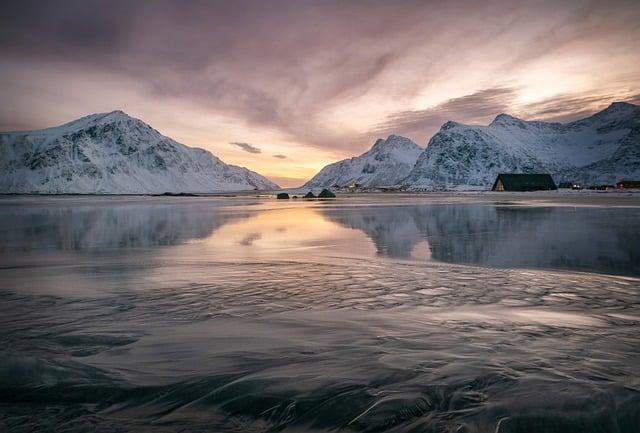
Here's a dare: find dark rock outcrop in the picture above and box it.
[318,189,336,198]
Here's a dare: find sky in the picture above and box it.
[1,0,639,187]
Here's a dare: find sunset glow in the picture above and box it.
[1,0,639,186]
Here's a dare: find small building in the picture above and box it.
[616,180,640,189]
[348,182,361,192]
[491,174,557,192]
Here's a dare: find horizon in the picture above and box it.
[1,0,640,187]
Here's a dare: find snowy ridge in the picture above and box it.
[0,111,279,194]
[304,135,422,188]
[404,102,640,189]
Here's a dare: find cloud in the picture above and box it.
[239,232,261,246]
[371,87,640,144]
[521,91,640,122]
[1,0,639,156]
[371,87,518,143]
[273,154,287,159]
[230,141,261,154]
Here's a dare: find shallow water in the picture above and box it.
[0,195,639,432]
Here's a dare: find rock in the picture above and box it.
[277,192,290,199]
[159,192,198,197]
[304,191,316,198]
[318,189,336,198]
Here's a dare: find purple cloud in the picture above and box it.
[230,141,261,154]
[1,0,639,154]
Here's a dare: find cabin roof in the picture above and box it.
[492,173,557,191]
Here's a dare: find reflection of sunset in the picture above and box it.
[202,205,376,261]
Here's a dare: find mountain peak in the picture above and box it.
[105,109,128,117]
[602,101,638,114]
[490,113,523,126]
[441,120,459,131]
[608,101,635,108]
[97,110,136,123]
[579,100,640,125]
[371,134,415,151]
[55,110,140,132]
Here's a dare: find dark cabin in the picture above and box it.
[492,174,557,192]
[616,180,640,189]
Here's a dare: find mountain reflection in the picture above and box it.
[1,199,638,276]
[0,200,249,252]
[326,207,422,257]
[323,204,640,276]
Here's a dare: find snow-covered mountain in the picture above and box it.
[404,102,640,189]
[304,135,422,188]
[0,111,279,194]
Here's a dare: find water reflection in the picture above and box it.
[0,200,247,252]
[322,204,640,276]
[0,198,638,276]
[198,205,375,260]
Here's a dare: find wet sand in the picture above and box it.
[0,194,638,432]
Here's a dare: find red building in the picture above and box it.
[616,180,640,189]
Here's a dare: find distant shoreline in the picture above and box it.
[1,189,639,197]
[2,189,640,209]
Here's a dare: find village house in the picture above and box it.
[492,174,557,192]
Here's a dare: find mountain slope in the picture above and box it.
[404,102,640,189]
[0,111,279,193]
[304,135,422,188]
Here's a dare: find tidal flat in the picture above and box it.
[0,193,639,432]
